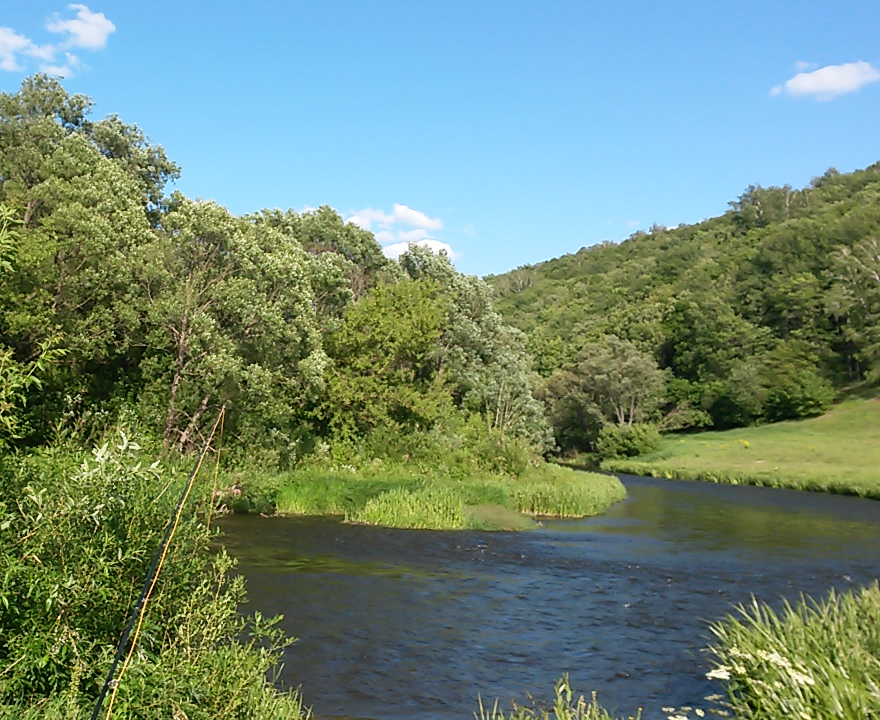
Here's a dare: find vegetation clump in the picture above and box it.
[476,675,640,720]
[0,438,308,719]
[708,582,880,719]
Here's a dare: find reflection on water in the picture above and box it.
[220,475,880,720]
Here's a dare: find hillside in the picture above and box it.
[487,163,880,451]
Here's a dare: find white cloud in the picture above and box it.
[346,203,442,231]
[346,208,395,230]
[346,203,457,261]
[0,5,114,78]
[398,228,431,243]
[373,230,396,244]
[47,4,115,49]
[382,239,460,260]
[771,61,880,100]
[40,51,82,78]
[391,203,443,230]
[0,28,32,71]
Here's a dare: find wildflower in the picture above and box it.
[789,670,815,686]
[695,710,705,718]
[706,667,731,681]
[662,709,676,714]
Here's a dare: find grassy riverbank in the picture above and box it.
[602,398,880,497]
[234,461,626,531]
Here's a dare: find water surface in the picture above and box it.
[220,474,880,719]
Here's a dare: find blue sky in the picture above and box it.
[2,2,879,277]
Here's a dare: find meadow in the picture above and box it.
[602,398,880,497]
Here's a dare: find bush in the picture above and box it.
[0,437,306,719]
[594,424,660,460]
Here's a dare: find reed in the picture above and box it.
[707,582,880,718]
[476,675,640,720]
[269,463,626,530]
[513,465,627,517]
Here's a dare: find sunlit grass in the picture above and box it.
[269,463,625,530]
[707,582,880,718]
[512,464,627,517]
[602,398,880,497]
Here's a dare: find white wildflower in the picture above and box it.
[706,667,731,681]
[789,670,815,686]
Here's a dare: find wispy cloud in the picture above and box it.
[771,61,880,101]
[346,203,460,260]
[0,4,115,78]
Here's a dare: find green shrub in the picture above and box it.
[0,437,306,719]
[594,424,660,460]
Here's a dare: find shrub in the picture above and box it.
[594,424,660,460]
[0,437,306,719]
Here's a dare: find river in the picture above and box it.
[219,474,880,719]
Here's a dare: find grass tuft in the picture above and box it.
[708,582,880,719]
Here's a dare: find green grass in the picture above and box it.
[602,398,880,497]
[267,462,626,530]
[707,582,880,719]
[476,675,640,720]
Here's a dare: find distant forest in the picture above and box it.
[488,161,880,454]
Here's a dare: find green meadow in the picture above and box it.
[602,398,880,497]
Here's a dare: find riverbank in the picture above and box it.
[602,398,880,497]
[225,461,627,530]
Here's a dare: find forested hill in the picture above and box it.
[487,163,880,451]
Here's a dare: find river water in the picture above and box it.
[219,474,880,719]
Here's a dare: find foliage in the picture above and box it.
[489,161,880,440]
[594,424,661,460]
[707,582,880,720]
[267,425,627,530]
[0,438,306,718]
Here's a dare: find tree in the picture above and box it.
[0,205,64,441]
[576,335,666,427]
[831,236,880,376]
[138,196,325,452]
[320,278,453,437]
[398,245,551,448]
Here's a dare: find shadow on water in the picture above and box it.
[220,474,880,720]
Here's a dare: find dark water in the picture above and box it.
[219,475,880,719]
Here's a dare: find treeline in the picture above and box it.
[488,161,880,455]
[0,75,549,462]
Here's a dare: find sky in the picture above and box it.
[2,1,880,277]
